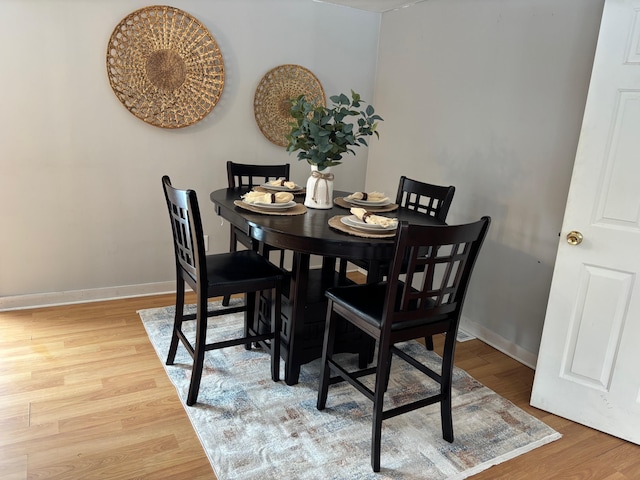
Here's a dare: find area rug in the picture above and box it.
[138,301,560,480]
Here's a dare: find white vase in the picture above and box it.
[304,165,334,209]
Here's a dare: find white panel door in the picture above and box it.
[530,0,640,444]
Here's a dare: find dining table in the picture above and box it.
[209,187,444,385]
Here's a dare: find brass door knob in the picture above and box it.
[566,231,583,246]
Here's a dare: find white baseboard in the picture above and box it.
[460,315,538,369]
[0,281,176,311]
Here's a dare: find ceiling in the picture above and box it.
[313,0,426,13]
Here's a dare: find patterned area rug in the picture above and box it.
[138,301,560,480]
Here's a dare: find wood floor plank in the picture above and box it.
[0,293,214,480]
[0,454,28,480]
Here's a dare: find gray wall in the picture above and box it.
[366,0,605,364]
[0,0,379,304]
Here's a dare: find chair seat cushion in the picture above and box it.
[326,283,439,332]
[205,250,282,290]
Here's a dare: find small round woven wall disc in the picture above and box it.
[106,5,225,129]
[254,64,325,146]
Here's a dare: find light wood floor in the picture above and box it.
[1,286,638,479]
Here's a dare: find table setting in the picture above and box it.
[329,203,399,239]
[252,177,306,196]
[231,185,401,234]
[233,187,307,215]
[333,190,399,212]
[326,191,399,238]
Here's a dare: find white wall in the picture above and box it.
[366,0,605,364]
[0,0,380,306]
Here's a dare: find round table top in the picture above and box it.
[210,188,443,260]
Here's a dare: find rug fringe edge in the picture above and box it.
[447,431,563,480]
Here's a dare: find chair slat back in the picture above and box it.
[227,161,291,188]
[162,176,206,283]
[383,218,490,327]
[395,176,455,222]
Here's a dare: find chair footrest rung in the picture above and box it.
[328,359,375,402]
[180,304,247,323]
[392,345,442,384]
[207,305,246,318]
[176,329,195,358]
[203,332,274,351]
[382,394,444,421]
[327,365,377,385]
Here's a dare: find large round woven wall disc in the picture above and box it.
[254,64,325,146]
[106,5,225,129]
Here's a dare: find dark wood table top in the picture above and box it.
[210,188,443,261]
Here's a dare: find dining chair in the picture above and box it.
[318,216,490,472]
[162,175,283,406]
[340,176,456,350]
[223,161,291,306]
[395,175,455,221]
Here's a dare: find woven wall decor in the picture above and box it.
[106,5,224,129]
[254,64,325,146]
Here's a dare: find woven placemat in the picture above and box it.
[234,200,307,216]
[254,64,325,146]
[334,197,399,212]
[255,186,306,197]
[106,6,224,128]
[328,216,397,239]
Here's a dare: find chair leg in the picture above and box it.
[317,303,339,410]
[166,279,185,365]
[186,296,209,406]
[222,231,238,307]
[244,292,255,350]
[270,284,282,382]
[440,331,456,443]
[424,335,434,351]
[371,341,392,472]
[384,349,392,392]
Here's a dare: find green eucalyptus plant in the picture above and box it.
[285,90,383,171]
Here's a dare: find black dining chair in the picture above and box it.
[223,161,291,306]
[318,216,490,472]
[395,175,455,220]
[340,176,456,350]
[162,175,283,406]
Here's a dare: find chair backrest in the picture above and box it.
[227,161,291,188]
[395,176,455,222]
[162,175,206,286]
[382,217,490,330]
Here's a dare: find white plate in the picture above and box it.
[260,183,303,192]
[245,200,297,210]
[344,196,391,206]
[341,215,397,231]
